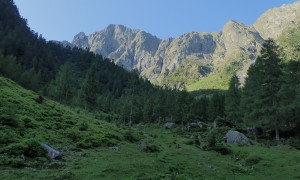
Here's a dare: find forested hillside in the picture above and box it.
[0,0,215,126]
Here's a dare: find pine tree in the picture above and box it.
[53,62,74,102]
[242,39,282,140]
[81,62,97,110]
[143,98,154,122]
[278,60,300,134]
[175,89,190,130]
[225,75,241,126]
[208,93,225,122]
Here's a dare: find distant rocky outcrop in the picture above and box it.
[254,1,300,40]
[66,1,300,89]
[50,40,74,48]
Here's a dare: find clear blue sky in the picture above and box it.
[14,0,297,41]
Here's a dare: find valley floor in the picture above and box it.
[1,124,300,180]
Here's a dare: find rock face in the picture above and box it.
[224,130,250,145]
[71,23,263,86]
[72,32,90,50]
[68,1,300,88]
[254,1,300,40]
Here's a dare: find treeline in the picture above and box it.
[225,39,300,140]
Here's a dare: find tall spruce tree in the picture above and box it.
[278,60,300,135]
[225,75,241,126]
[208,93,225,122]
[51,62,74,102]
[242,39,282,140]
[81,62,97,110]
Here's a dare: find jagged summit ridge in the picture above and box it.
[69,1,300,88]
[254,1,300,40]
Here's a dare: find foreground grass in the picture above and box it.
[1,124,300,179]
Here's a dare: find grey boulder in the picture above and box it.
[224,130,250,145]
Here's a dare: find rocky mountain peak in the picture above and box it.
[254,1,300,40]
[67,1,300,89]
[72,32,89,49]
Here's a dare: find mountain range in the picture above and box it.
[61,1,300,90]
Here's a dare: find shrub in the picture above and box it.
[0,129,19,145]
[211,145,232,155]
[66,130,82,142]
[245,155,262,166]
[142,144,160,153]
[0,114,19,127]
[233,151,250,161]
[286,137,300,150]
[1,143,26,156]
[23,140,47,158]
[207,129,217,148]
[1,139,47,158]
[9,157,25,168]
[35,95,44,104]
[76,135,117,149]
[22,116,36,128]
[123,131,140,143]
[78,122,89,131]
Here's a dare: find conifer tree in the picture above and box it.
[278,60,300,134]
[225,75,241,126]
[53,62,74,102]
[242,39,282,140]
[81,62,97,110]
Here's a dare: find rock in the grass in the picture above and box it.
[164,122,176,129]
[224,130,250,145]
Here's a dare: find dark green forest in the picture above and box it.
[226,39,300,143]
[1,0,299,144]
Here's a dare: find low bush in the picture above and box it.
[65,130,82,142]
[22,116,36,128]
[0,114,19,127]
[211,145,232,155]
[9,157,25,168]
[76,135,118,149]
[0,129,19,145]
[286,137,300,150]
[1,139,47,158]
[245,155,262,166]
[35,95,44,104]
[142,144,160,153]
[123,131,140,143]
[78,122,89,131]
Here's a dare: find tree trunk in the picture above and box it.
[253,126,257,142]
[275,122,280,141]
[158,112,161,124]
[129,105,132,128]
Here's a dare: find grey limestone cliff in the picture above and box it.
[69,1,300,88]
[254,1,300,40]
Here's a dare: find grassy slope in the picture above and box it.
[277,25,300,61]
[1,76,300,179]
[0,76,124,163]
[187,72,231,91]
